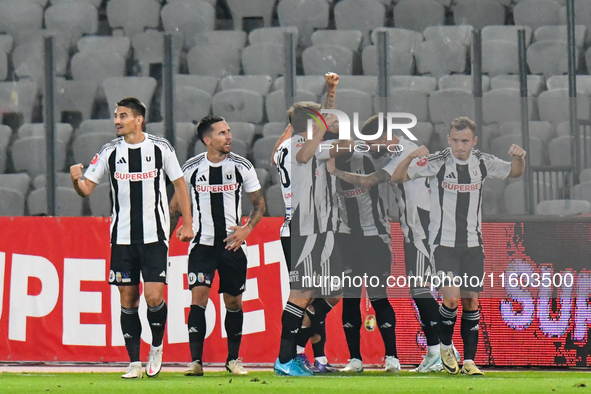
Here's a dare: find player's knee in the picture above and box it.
[461,297,479,310]
[224,296,242,311]
[443,297,460,309]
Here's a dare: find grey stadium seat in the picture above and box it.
[490,75,546,97]
[0,173,31,196]
[253,136,280,171]
[103,77,157,120]
[163,85,211,123]
[377,88,429,122]
[414,40,467,79]
[0,81,38,124]
[527,40,577,79]
[0,125,12,174]
[89,182,111,217]
[312,30,363,53]
[534,25,587,49]
[265,89,318,123]
[132,30,183,76]
[483,88,535,124]
[302,44,355,76]
[514,0,562,32]
[273,75,326,96]
[538,89,590,126]
[278,0,329,47]
[228,122,256,146]
[54,79,98,121]
[265,184,285,217]
[573,182,591,205]
[334,0,385,47]
[481,25,533,45]
[44,3,98,49]
[32,172,73,189]
[72,132,115,165]
[226,0,276,31]
[423,25,473,47]
[248,26,299,45]
[390,76,438,94]
[17,123,73,144]
[482,40,519,77]
[161,0,215,50]
[536,199,591,215]
[220,75,274,97]
[371,27,424,54]
[393,0,445,33]
[0,188,26,216]
[77,119,115,135]
[362,45,414,76]
[429,89,475,125]
[242,44,286,79]
[212,89,264,124]
[11,136,68,178]
[28,187,83,216]
[438,75,491,92]
[453,0,505,30]
[107,0,161,38]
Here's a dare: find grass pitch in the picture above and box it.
[1,370,589,394]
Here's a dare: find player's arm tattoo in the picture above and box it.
[246,189,266,230]
[169,209,181,238]
[332,168,390,188]
[324,89,336,109]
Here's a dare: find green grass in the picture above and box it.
[1,371,589,394]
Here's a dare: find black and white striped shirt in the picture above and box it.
[85,133,183,245]
[334,142,390,240]
[183,152,261,247]
[408,148,511,248]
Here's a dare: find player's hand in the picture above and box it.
[176,222,194,242]
[325,72,339,88]
[327,158,336,174]
[508,144,526,159]
[70,163,84,181]
[411,146,429,159]
[224,225,251,251]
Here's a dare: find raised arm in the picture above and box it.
[391,146,430,184]
[295,114,337,164]
[271,124,293,166]
[507,144,526,178]
[324,72,339,110]
[171,176,194,242]
[70,164,97,197]
[224,189,266,251]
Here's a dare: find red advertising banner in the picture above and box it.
[0,217,590,366]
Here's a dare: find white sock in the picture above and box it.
[315,356,328,364]
[427,344,440,356]
[464,359,473,364]
[296,346,306,354]
[441,343,452,350]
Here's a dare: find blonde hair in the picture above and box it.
[288,101,322,133]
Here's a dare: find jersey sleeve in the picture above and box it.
[84,149,109,184]
[242,162,261,193]
[482,153,512,179]
[382,147,412,176]
[407,153,445,180]
[315,139,337,161]
[162,146,184,181]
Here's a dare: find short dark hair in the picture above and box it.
[116,97,146,118]
[197,115,225,143]
[450,117,476,135]
[288,101,322,134]
[360,115,386,137]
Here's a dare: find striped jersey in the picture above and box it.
[183,152,260,247]
[84,133,183,245]
[408,148,511,248]
[334,141,390,240]
[382,137,431,255]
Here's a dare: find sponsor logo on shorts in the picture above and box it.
[159,271,166,277]
[197,273,204,283]
[109,270,115,282]
[116,272,122,283]
[188,273,197,285]
[121,271,131,283]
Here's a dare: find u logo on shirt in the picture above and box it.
[145,155,152,162]
[226,173,233,180]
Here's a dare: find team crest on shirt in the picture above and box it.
[145,155,152,162]
[226,173,233,180]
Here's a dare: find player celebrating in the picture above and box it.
[171,115,266,377]
[392,117,526,376]
[70,97,194,379]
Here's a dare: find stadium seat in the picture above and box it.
[311,30,364,53]
[72,132,115,165]
[0,188,26,216]
[0,80,38,124]
[54,79,98,122]
[0,34,13,53]
[242,44,286,79]
[546,75,591,95]
[580,169,591,183]
[527,40,577,79]
[559,1,591,45]
[481,40,519,77]
[12,41,69,87]
[255,167,271,190]
[453,0,505,30]
[273,75,326,96]
[423,25,473,47]
[32,172,75,189]
[211,89,264,124]
[107,0,161,38]
[265,89,318,122]
[499,121,555,143]
[11,136,68,177]
[503,180,554,215]
[89,182,111,217]
[193,30,247,51]
[491,134,544,166]
[429,89,475,125]
[438,75,491,92]
[408,122,433,146]
[321,88,373,123]
[0,52,7,81]
[193,139,206,155]
[415,40,467,79]
[71,51,126,99]
[227,122,256,146]
[514,0,562,32]
[390,76,438,94]
[362,45,414,76]
[252,136,280,171]
[265,184,285,216]
[277,0,330,48]
[303,44,355,76]
[220,75,274,96]
[77,119,115,135]
[131,30,183,76]
[490,75,546,97]
[377,88,429,122]
[28,187,84,216]
[145,122,196,144]
[0,1,44,39]
[548,135,591,168]
[161,0,215,50]
[536,199,591,215]
[481,25,533,45]
[103,77,157,120]
[534,25,587,49]
[538,89,590,126]
[483,88,535,124]
[334,0,386,47]
[0,125,11,174]
[370,28,424,54]
[44,3,98,49]
[78,36,130,59]
[226,0,276,31]
[17,123,73,144]
[262,122,288,138]
[573,181,591,205]
[163,86,211,123]
[248,26,299,45]
[336,76,378,96]
[0,173,31,196]
[393,0,445,33]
